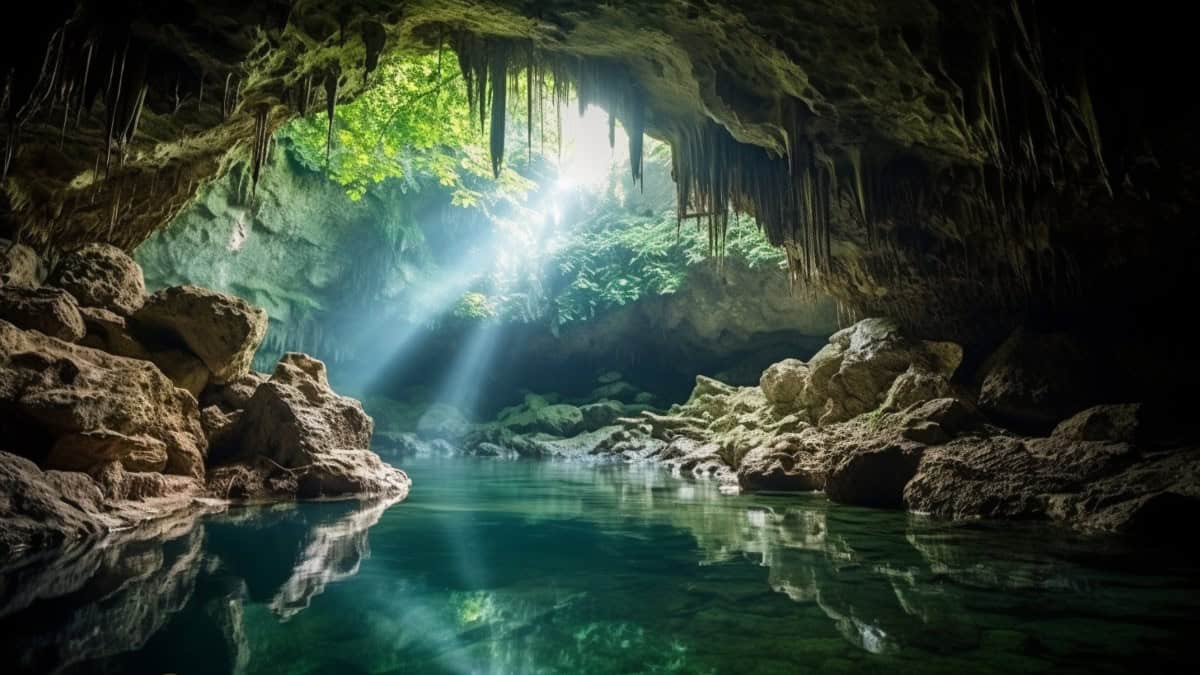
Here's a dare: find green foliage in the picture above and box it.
[453,291,497,320]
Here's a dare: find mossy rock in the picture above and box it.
[534,404,584,437]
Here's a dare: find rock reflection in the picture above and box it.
[0,495,400,674]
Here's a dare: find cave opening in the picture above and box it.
[1,2,1199,673]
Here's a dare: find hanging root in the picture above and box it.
[250,103,271,196]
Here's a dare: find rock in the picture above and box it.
[237,352,374,468]
[737,445,823,491]
[207,450,410,501]
[523,392,550,410]
[903,398,984,435]
[45,429,168,473]
[534,404,584,436]
[0,450,106,556]
[1052,404,1142,443]
[77,305,212,396]
[589,380,641,403]
[416,403,470,440]
[0,243,41,287]
[760,358,810,407]
[134,285,267,383]
[597,371,622,384]
[201,406,243,463]
[473,442,509,457]
[633,391,656,405]
[201,372,267,411]
[48,243,146,316]
[824,444,923,508]
[900,421,950,445]
[977,327,1097,431]
[0,320,207,479]
[0,286,86,341]
[691,374,736,398]
[800,318,963,426]
[580,400,623,431]
[881,366,954,412]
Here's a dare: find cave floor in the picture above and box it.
[3,455,1197,674]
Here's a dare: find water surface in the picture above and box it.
[2,456,1197,674]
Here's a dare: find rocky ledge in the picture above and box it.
[0,242,409,558]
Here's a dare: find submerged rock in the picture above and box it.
[48,243,146,316]
[134,285,267,383]
[0,286,86,341]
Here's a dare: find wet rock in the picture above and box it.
[0,243,41,287]
[0,320,207,479]
[0,450,106,556]
[237,352,373,468]
[0,286,85,341]
[48,243,146,316]
[760,358,809,408]
[534,404,584,436]
[580,400,623,430]
[45,429,168,473]
[824,444,923,508]
[134,285,267,383]
[737,445,824,491]
[207,450,410,501]
[416,403,471,440]
[977,327,1097,431]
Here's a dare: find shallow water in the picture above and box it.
[2,456,1198,674]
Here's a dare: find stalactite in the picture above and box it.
[221,72,233,121]
[76,41,93,127]
[250,103,270,196]
[362,22,386,85]
[527,41,533,166]
[104,43,128,178]
[489,42,508,179]
[324,67,339,164]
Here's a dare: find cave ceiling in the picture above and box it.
[1,1,1193,340]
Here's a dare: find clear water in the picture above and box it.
[2,456,1198,674]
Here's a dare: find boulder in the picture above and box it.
[237,352,373,468]
[134,285,267,383]
[580,400,623,431]
[759,358,809,407]
[0,286,85,341]
[201,406,243,463]
[597,371,623,384]
[45,429,168,473]
[589,380,641,403]
[880,366,954,412]
[824,444,923,508]
[0,320,207,479]
[77,305,211,396]
[736,445,824,491]
[977,327,1097,431]
[1051,404,1142,444]
[416,403,470,440]
[0,243,41,287]
[201,372,267,412]
[800,318,962,426]
[534,404,584,436]
[207,450,410,501]
[48,243,146,316]
[0,450,106,556]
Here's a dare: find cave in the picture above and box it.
[1,1,1198,672]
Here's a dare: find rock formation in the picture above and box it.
[0,241,408,560]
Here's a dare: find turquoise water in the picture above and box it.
[2,456,1198,674]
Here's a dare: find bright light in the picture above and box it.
[556,103,628,191]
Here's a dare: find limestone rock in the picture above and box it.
[759,358,809,408]
[134,285,267,383]
[48,243,146,316]
[238,352,374,468]
[416,403,470,440]
[824,444,923,508]
[977,327,1097,430]
[77,305,211,396]
[207,450,410,501]
[0,243,41,287]
[737,445,824,491]
[0,286,85,342]
[0,320,207,479]
[0,450,106,556]
[201,372,267,412]
[201,406,243,463]
[1052,404,1142,444]
[580,400,623,431]
[534,404,584,436]
[45,429,168,473]
[881,366,954,412]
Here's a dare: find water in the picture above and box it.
[2,456,1197,674]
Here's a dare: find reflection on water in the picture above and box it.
[1,456,1197,674]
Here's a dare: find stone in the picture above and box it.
[824,444,923,508]
[134,285,267,383]
[0,242,41,287]
[903,398,984,435]
[237,352,374,468]
[759,358,809,407]
[416,403,471,440]
[900,421,950,445]
[0,450,106,556]
[597,371,623,384]
[0,320,207,479]
[48,243,146,316]
[523,392,550,410]
[534,404,584,436]
[737,446,824,491]
[580,400,624,431]
[977,327,1097,431]
[201,372,267,411]
[880,366,954,412]
[201,406,243,463]
[207,450,410,501]
[0,286,86,342]
[589,380,641,403]
[45,429,169,473]
[77,305,211,396]
[1052,404,1142,444]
